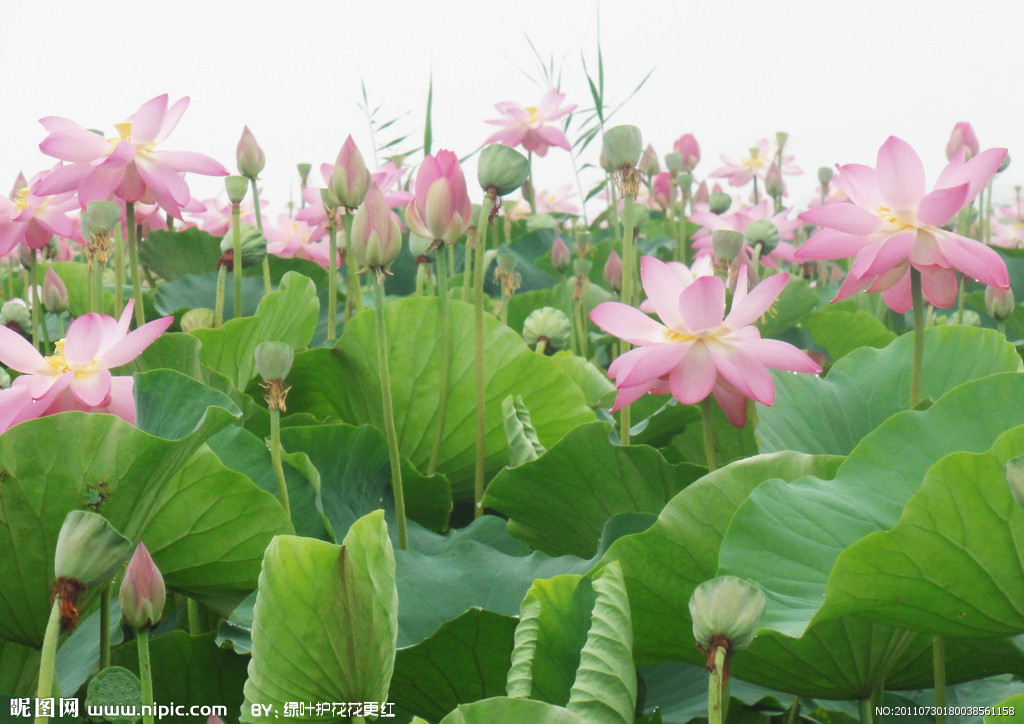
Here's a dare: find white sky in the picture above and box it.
[3,0,1023,219]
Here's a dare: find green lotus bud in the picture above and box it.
[225,175,249,205]
[119,543,166,631]
[408,231,434,258]
[236,126,266,180]
[689,575,766,653]
[477,144,529,196]
[709,191,732,215]
[712,230,745,262]
[81,201,121,242]
[220,224,267,268]
[54,510,132,589]
[522,307,571,352]
[1006,455,1024,508]
[818,166,834,187]
[181,307,215,333]
[1,299,30,329]
[999,154,1011,173]
[297,163,312,186]
[602,125,643,169]
[664,152,685,175]
[745,219,780,255]
[573,258,592,277]
[42,267,68,314]
[254,341,294,382]
[986,286,1015,321]
[0,368,10,389]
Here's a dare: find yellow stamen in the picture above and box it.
[525,106,540,125]
[876,205,916,230]
[45,339,69,373]
[663,328,696,343]
[114,122,132,141]
[13,188,29,212]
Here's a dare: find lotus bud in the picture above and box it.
[603,125,643,169]
[1000,154,1012,173]
[745,219,780,255]
[220,224,267,268]
[573,231,591,258]
[945,122,979,162]
[522,307,571,352]
[320,187,340,216]
[181,307,215,333]
[225,175,249,205]
[9,171,27,200]
[350,186,403,269]
[818,167,833,188]
[986,286,1015,321]
[673,134,700,171]
[330,136,372,209]
[119,543,166,631]
[54,511,132,590]
[764,163,784,198]
[638,144,660,176]
[0,368,9,389]
[255,341,294,382]
[477,144,529,196]
[652,172,677,211]
[297,163,312,187]
[0,299,31,330]
[694,180,710,206]
[551,236,571,272]
[42,267,68,314]
[603,250,623,292]
[81,201,121,242]
[689,575,766,654]
[712,230,745,262]
[709,191,732,215]
[664,152,685,175]
[408,231,434,258]
[1006,455,1024,508]
[236,126,266,180]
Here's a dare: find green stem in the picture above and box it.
[34,254,49,346]
[214,263,227,329]
[933,635,946,724]
[998,320,1006,337]
[343,211,363,320]
[708,645,727,724]
[606,175,620,237]
[187,597,202,636]
[535,339,547,355]
[462,227,475,302]
[34,597,61,724]
[328,220,339,340]
[427,249,450,476]
[114,224,125,317]
[526,152,536,214]
[232,204,242,320]
[269,408,291,520]
[618,193,636,446]
[575,293,588,359]
[126,203,145,326]
[473,195,494,517]
[786,697,800,724]
[29,249,40,350]
[250,178,271,295]
[701,397,718,471]
[859,698,873,724]
[752,177,760,205]
[374,274,408,549]
[138,629,154,724]
[100,583,111,669]
[910,269,924,408]
[956,274,965,324]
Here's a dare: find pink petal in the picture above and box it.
[39,129,112,163]
[639,256,687,329]
[857,231,915,279]
[79,167,126,206]
[95,141,137,169]
[920,267,958,308]
[880,271,913,313]
[795,228,871,260]
[154,97,190,145]
[0,326,47,373]
[706,345,756,401]
[668,342,716,404]
[31,163,92,196]
[610,382,654,412]
[100,316,173,368]
[833,269,874,303]
[876,136,925,213]
[916,183,968,227]
[70,368,112,407]
[0,386,34,432]
[618,343,689,388]
[152,150,229,176]
[38,117,81,133]
[835,163,882,209]
[725,273,788,329]
[725,348,776,405]
[678,276,725,333]
[128,94,169,146]
[102,376,137,423]
[936,233,1010,287]
[745,338,821,373]
[63,314,106,368]
[712,382,749,427]
[590,302,666,345]
[936,147,1007,204]
[799,203,884,234]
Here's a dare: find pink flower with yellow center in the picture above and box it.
[485,90,576,157]
[264,213,333,269]
[0,171,79,255]
[710,139,802,188]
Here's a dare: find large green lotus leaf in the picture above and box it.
[506,281,613,344]
[49,261,115,317]
[0,641,36,696]
[191,271,319,389]
[756,276,820,339]
[720,373,1024,639]
[140,227,223,281]
[241,513,398,723]
[389,609,517,722]
[285,296,594,494]
[820,425,1024,637]
[757,326,1021,455]
[111,631,247,721]
[133,369,241,440]
[551,352,617,409]
[801,309,896,362]
[279,423,452,538]
[0,393,238,646]
[112,332,203,378]
[439,698,586,723]
[483,421,703,557]
[156,272,266,318]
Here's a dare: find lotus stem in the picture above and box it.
[29,249,40,350]
[344,210,363,321]
[187,597,201,636]
[427,247,450,476]
[126,202,145,326]
[34,597,61,724]
[859,698,873,724]
[619,192,636,445]
[214,263,227,329]
[250,177,270,294]
[328,219,339,340]
[701,397,718,472]
[269,407,291,520]
[933,635,946,723]
[374,273,408,549]
[114,223,125,317]
[100,583,111,669]
[138,628,154,724]
[708,644,728,724]
[473,193,495,517]
[910,268,924,408]
[232,203,243,320]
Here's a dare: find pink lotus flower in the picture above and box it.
[187,194,263,237]
[485,89,576,157]
[0,299,171,432]
[264,214,333,269]
[0,171,79,255]
[33,94,229,219]
[710,139,802,188]
[674,134,701,171]
[372,161,414,209]
[535,184,580,215]
[946,122,979,161]
[690,199,802,267]
[591,257,821,426]
[797,136,1008,312]
[638,256,714,314]
[405,150,472,245]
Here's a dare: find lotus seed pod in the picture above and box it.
[818,166,834,187]
[181,307,215,333]
[572,258,593,277]
[54,511,132,589]
[0,299,30,329]
[1006,456,1024,508]
[224,175,249,204]
[689,575,766,653]
[119,543,166,631]
[709,191,732,215]
[664,152,685,175]
[297,163,312,186]
[477,144,529,196]
[602,125,643,169]
[985,285,1015,321]
[764,163,784,198]
[220,224,267,268]
[522,307,571,351]
[0,368,9,389]
[712,230,745,262]
[81,201,121,241]
[745,219,780,255]
[254,341,294,382]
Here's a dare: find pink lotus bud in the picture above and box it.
[985,285,1015,321]
[551,236,571,272]
[694,180,709,206]
[603,250,623,292]
[350,186,403,270]
[946,122,979,161]
[42,267,68,313]
[652,172,677,211]
[638,144,660,176]
[330,136,372,209]
[9,172,27,200]
[236,126,266,180]
[118,542,165,631]
[406,150,472,245]
[673,134,700,171]
[764,163,784,198]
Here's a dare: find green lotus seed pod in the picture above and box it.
[81,201,121,242]
[664,152,685,175]
[709,191,732,215]
[0,299,30,329]
[818,166,834,187]
[220,224,267,268]
[0,368,10,389]
[477,144,529,196]
[225,175,249,204]
[254,341,294,381]
[54,510,132,589]
[602,125,643,169]
[297,163,312,185]
[745,219,780,255]
[522,307,571,351]
[689,575,766,652]
[181,307,215,333]
[712,230,745,262]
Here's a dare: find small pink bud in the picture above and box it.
[603,250,623,292]
[694,180,710,206]
[946,122,979,162]
[236,126,266,180]
[652,172,677,211]
[118,542,166,631]
[764,162,784,198]
[551,236,571,272]
[673,134,700,171]
[638,144,660,176]
[330,136,372,209]
[42,267,69,313]
[985,285,1015,321]
[350,186,403,269]
[9,172,27,200]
